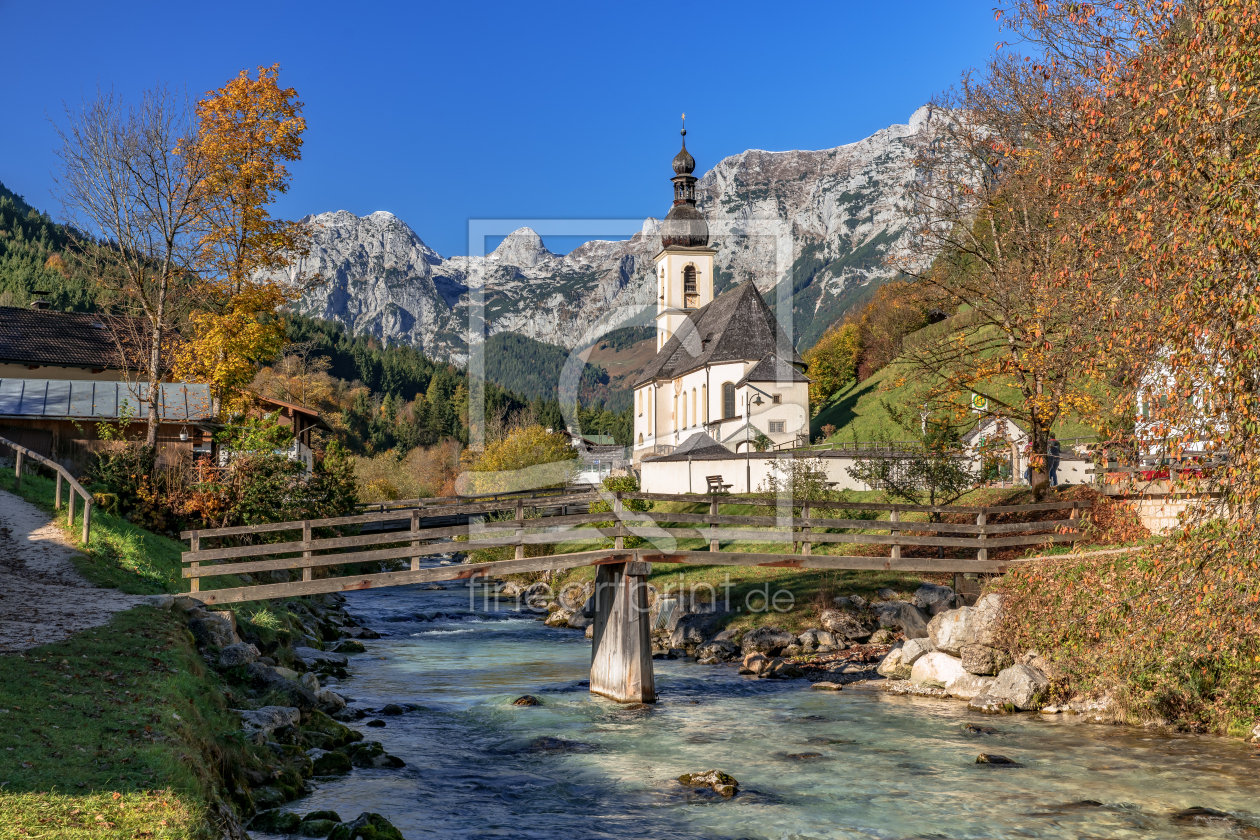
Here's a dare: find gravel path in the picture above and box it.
[0,488,142,652]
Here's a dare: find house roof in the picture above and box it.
[0,379,213,421]
[255,395,333,431]
[633,282,805,387]
[736,352,811,387]
[650,431,733,461]
[0,307,132,369]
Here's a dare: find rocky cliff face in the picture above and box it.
[289,106,942,363]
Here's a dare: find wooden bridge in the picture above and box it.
[181,490,1086,704]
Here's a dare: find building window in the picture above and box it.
[684,265,697,294]
[691,389,697,427]
[769,421,785,434]
[702,384,707,423]
[636,390,641,416]
[772,394,781,404]
[680,396,686,428]
[638,433,644,444]
[722,382,735,419]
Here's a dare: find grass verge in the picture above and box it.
[0,606,248,838]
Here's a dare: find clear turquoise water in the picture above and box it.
[274,582,1260,839]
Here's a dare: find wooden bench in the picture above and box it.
[705,475,733,494]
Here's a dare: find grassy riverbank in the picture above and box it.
[0,469,260,837]
[0,606,245,838]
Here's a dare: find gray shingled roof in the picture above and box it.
[650,431,735,461]
[736,352,810,387]
[0,307,130,369]
[633,282,804,387]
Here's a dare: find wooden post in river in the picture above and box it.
[589,558,656,704]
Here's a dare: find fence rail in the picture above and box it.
[180,491,1087,605]
[0,434,94,543]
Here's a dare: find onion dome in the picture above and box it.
[672,129,696,175]
[660,116,709,249]
[661,204,709,249]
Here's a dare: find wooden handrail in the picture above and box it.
[0,435,94,544]
[179,492,1089,602]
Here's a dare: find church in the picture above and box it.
[632,128,811,464]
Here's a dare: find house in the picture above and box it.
[0,303,214,464]
[631,129,810,464]
[247,396,333,473]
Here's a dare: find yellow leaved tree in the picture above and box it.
[174,63,310,414]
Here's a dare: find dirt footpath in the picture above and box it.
[0,489,142,652]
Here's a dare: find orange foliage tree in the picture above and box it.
[955,0,1260,732]
[175,64,310,414]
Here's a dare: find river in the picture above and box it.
[267,577,1260,839]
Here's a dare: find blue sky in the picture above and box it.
[0,1,1000,257]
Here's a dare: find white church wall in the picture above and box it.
[641,454,874,494]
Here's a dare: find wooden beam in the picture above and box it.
[190,549,627,604]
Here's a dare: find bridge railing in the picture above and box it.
[0,434,94,544]
[179,491,1088,605]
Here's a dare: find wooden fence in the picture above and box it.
[0,434,94,543]
[180,491,1087,605]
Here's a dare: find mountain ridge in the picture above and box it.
[285,105,943,364]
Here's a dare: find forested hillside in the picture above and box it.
[0,181,98,311]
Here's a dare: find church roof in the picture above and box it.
[633,282,804,387]
[649,431,734,461]
[737,352,811,387]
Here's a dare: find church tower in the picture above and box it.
[654,119,716,350]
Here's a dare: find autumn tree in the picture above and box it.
[174,64,310,413]
[892,59,1109,482]
[54,86,207,446]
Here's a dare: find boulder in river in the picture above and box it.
[678,769,739,798]
[913,583,961,615]
[988,664,1049,710]
[976,753,1023,766]
[333,640,366,654]
[876,646,911,680]
[870,600,931,639]
[296,647,349,669]
[738,652,772,676]
[868,629,896,646]
[298,817,340,837]
[327,813,405,840]
[311,751,352,776]
[512,695,541,706]
[740,625,796,655]
[945,673,996,700]
[251,810,302,833]
[767,659,805,679]
[900,638,935,666]
[317,689,347,714]
[670,613,721,649]
[237,706,300,739]
[797,628,839,652]
[218,642,260,669]
[189,613,239,649]
[695,639,740,662]
[968,693,1016,714]
[911,651,968,689]
[1169,806,1260,835]
[960,644,1008,676]
[341,740,405,769]
[811,681,844,691]
[567,612,592,630]
[544,608,574,628]
[818,609,876,642]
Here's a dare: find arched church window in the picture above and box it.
[638,433,644,444]
[684,265,697,294]
[722,382,735,419]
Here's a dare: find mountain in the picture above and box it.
[287,105,943,363]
